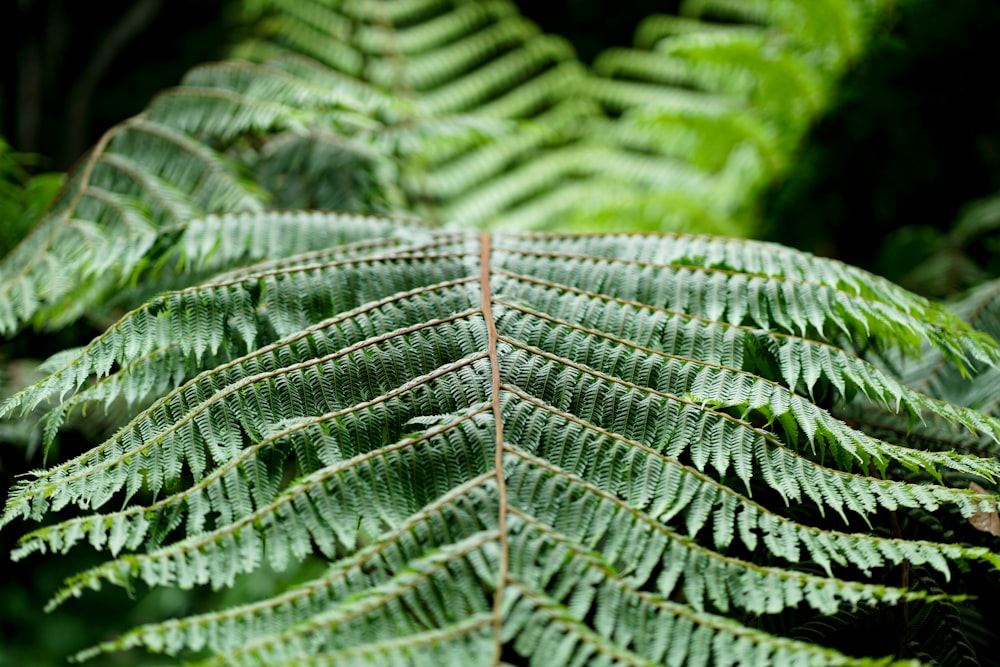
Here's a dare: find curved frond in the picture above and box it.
[0,0,898,334]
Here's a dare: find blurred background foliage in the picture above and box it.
[760,0,1000,294]
[2,0,1000,664]
[5,0,1000,285]
[0,141,62,258]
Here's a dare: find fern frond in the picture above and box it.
[0,0,900,333]
[6,228,1000,666]
[901,279,1000,412]
[586,0,893,233]
[79,475,498,659]
[4,1,996,664]
[233,0,898,236]
[495,234,1000,368]
[841,278,1000,475]
[682,0,878,65]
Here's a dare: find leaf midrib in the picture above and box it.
[479,230,509,666]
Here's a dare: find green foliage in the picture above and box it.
[4,1,1000,666]
[760,0,1000,272]
[0,0,896,336]
[0,139,63,257]
[7,222,1000,666]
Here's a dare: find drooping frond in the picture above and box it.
[234,0,895,233]
[0,55,406,335]
[901,279,1000,410]
[839,278,1000,465]
[5,226,1000,666]
[0,0,900,335]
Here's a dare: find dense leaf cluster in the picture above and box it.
[3,1,1000,665]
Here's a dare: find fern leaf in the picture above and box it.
[6,228,1000,666]
[0,0,901,333]
[3,1,996,664]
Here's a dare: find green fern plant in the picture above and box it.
[4,0,1000,665]
[0,0,897,335]
[0,138,63,257]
